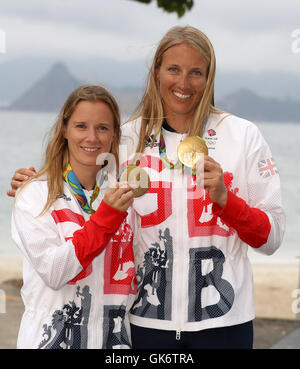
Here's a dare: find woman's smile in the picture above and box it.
[80,146,101,153]
[172,90,193,100]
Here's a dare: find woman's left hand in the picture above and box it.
[194,156,228,208]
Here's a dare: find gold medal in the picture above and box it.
[177,136,208,168]
[120,166,150,198]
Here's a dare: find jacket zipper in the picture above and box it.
[174,172,185,341]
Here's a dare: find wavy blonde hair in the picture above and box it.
[18,84,121,215]
[129,25,222,153]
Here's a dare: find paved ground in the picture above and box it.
[1,278,300,349]
[270,328,300,349]
[253,317,300,349]
[0,279,23,349]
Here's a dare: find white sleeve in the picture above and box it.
[245,124,285,255]
[11,182,83,290]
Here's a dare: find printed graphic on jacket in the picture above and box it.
[187,172,238,237]
[51,208,93,284]
[104,221,137,295]
[188,246,234,322]
[130,228,173,320]
[38,285,91,349]
[131,156,237,238]
[102,305,131,349]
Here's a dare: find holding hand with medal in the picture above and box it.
[178,135,228,208]
[195,155,228,208]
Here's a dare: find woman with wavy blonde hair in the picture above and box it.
[11,84,136,349]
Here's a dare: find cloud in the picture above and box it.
[1,15,146,61]
[183,0,300,32]
[0,1,165,62]
[0,0,299,75]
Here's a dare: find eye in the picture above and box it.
[192,70,202,76]
[75,123,86,129]
[97,125,109,131]
[168,66,178,73]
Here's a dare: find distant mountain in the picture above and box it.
[2,61,141,118]
[217,89,300,122]
[7,62,82,113]
[2,61,299,122]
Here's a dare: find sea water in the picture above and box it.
[0,110,299,263]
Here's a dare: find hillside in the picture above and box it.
[217,89,300,122]
[7,62,82,112]
[2,62,299,122]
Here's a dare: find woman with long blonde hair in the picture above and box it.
[12,85,136,349]
[130,25,220,154]
[120,26,285,349]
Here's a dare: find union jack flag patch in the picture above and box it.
[258,157,278,178]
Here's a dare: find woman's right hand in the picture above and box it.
[7,166,36,197]
[103,182,134,212]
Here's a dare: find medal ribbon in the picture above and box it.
[159,116,208,174]
[63,163,103,214]
[159,130,182,170]
[159,130,197,175]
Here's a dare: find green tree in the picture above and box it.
[131,0,194,18]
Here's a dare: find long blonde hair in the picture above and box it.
[130,25,222,153]
[18,84,121,215]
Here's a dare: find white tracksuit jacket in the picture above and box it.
[120,112,285,335]
[11,176,137,349]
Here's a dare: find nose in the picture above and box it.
[178,72,190,90]
[86,127,99,143]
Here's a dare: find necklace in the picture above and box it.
[63,163,105,214]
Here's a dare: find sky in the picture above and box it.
[0,0,300,96]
